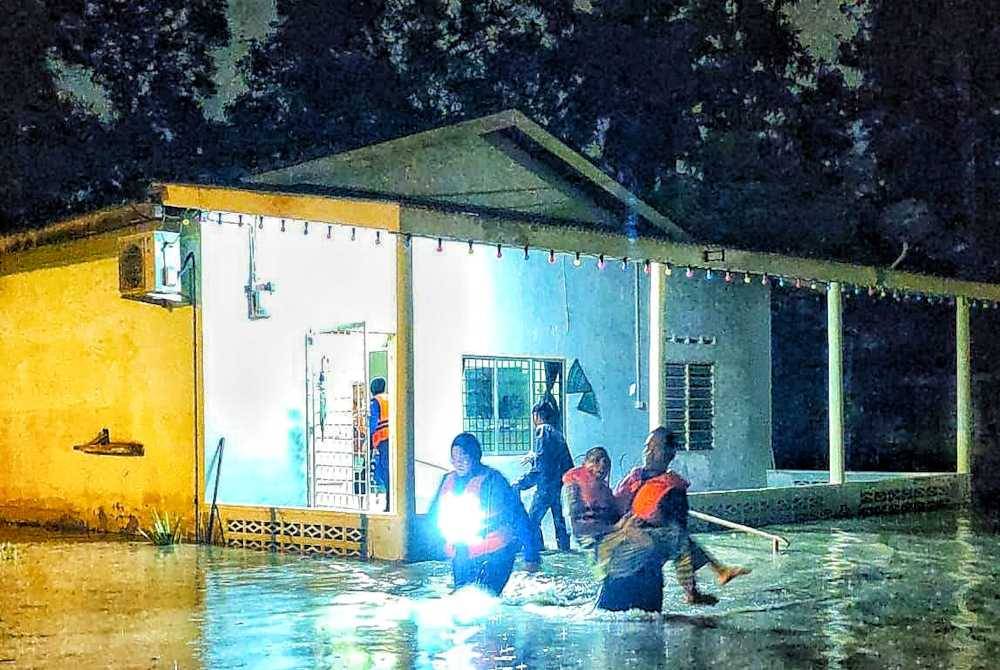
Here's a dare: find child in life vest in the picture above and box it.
[562,446,620,547]
[596,427,749,612]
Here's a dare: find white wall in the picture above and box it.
[201,217,395,507]
[410,239,776,511]
[412,238,652,512]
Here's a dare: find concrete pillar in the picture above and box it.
[370,235,416,560]
[957,296,972,474]
[828,282,845,485]
[648,262,666,430]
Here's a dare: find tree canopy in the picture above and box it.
[3,0,999,282]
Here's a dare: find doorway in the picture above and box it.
[305,323,392,512]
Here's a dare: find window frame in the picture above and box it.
[662,361,715,451]
[461,355,566,456]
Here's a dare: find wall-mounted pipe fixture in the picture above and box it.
[178,251,200,542]
[245,221,275,320]
[633,265,646,410]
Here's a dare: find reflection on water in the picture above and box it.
[3,510,1000,668]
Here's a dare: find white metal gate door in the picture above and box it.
[305,323,370,511]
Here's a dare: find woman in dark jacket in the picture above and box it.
[428,433,541,596]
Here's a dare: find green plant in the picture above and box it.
[138,511,183,546]
[0,542,18,561]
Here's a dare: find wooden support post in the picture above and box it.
[828,282,845,485]
[957,296,972,474]
[395,235,417,552]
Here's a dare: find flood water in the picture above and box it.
[2,509,999,669]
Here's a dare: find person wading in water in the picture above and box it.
[428,433,541,596]
[595,427,750,612]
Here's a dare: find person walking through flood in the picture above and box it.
[513,400,574,552]
[595,427,749,612]
[562,446,620,548]
[428,432,541,596]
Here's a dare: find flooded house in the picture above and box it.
[1,111,991,560]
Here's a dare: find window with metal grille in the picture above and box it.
[664,362,715,450]
[462,356,564,455]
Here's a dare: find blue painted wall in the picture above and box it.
[412,241,773,510]
[663,272,773,491]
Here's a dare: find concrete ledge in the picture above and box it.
[689,473,971,533]
[766,469,954,487]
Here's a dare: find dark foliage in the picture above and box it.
[842,1,1000,280]
[0,2,106,230]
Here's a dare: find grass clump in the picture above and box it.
[0,542,18,561]
[138,511,183,546]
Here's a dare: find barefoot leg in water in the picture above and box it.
[715,565,752,586]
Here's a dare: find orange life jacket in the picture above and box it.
[439,471,513,559]
[562,466,616,517]
[371,393,389,447]
[631,471,690,524]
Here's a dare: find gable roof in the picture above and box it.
[250,110,691,241]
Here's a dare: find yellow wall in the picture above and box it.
[0,249,197,534]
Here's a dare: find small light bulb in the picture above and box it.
[621,257,629,271]
[375,231,382,246]
[304,221,309,235]
[573,252,582,267]
[643,260,651,274]
[523,245,530,261]
[761,273,769,285]
[549,250,556,264]
[685,266,694,278]
[724,271,733,283]
[597,254,606,270]
[280,219,286,233]
[327,225,332,239]
[496,244,502,259]
[436,238,443,252]
[664,263,673,276]
[705,269,713,280]
[467,240,474,255]
[743,272,751,284]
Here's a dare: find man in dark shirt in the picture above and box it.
[513,400,574,551]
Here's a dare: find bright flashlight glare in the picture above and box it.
[437,493,484,545]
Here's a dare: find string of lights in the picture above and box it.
[193,211,1000,310]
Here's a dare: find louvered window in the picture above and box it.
[664,362,715,450]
